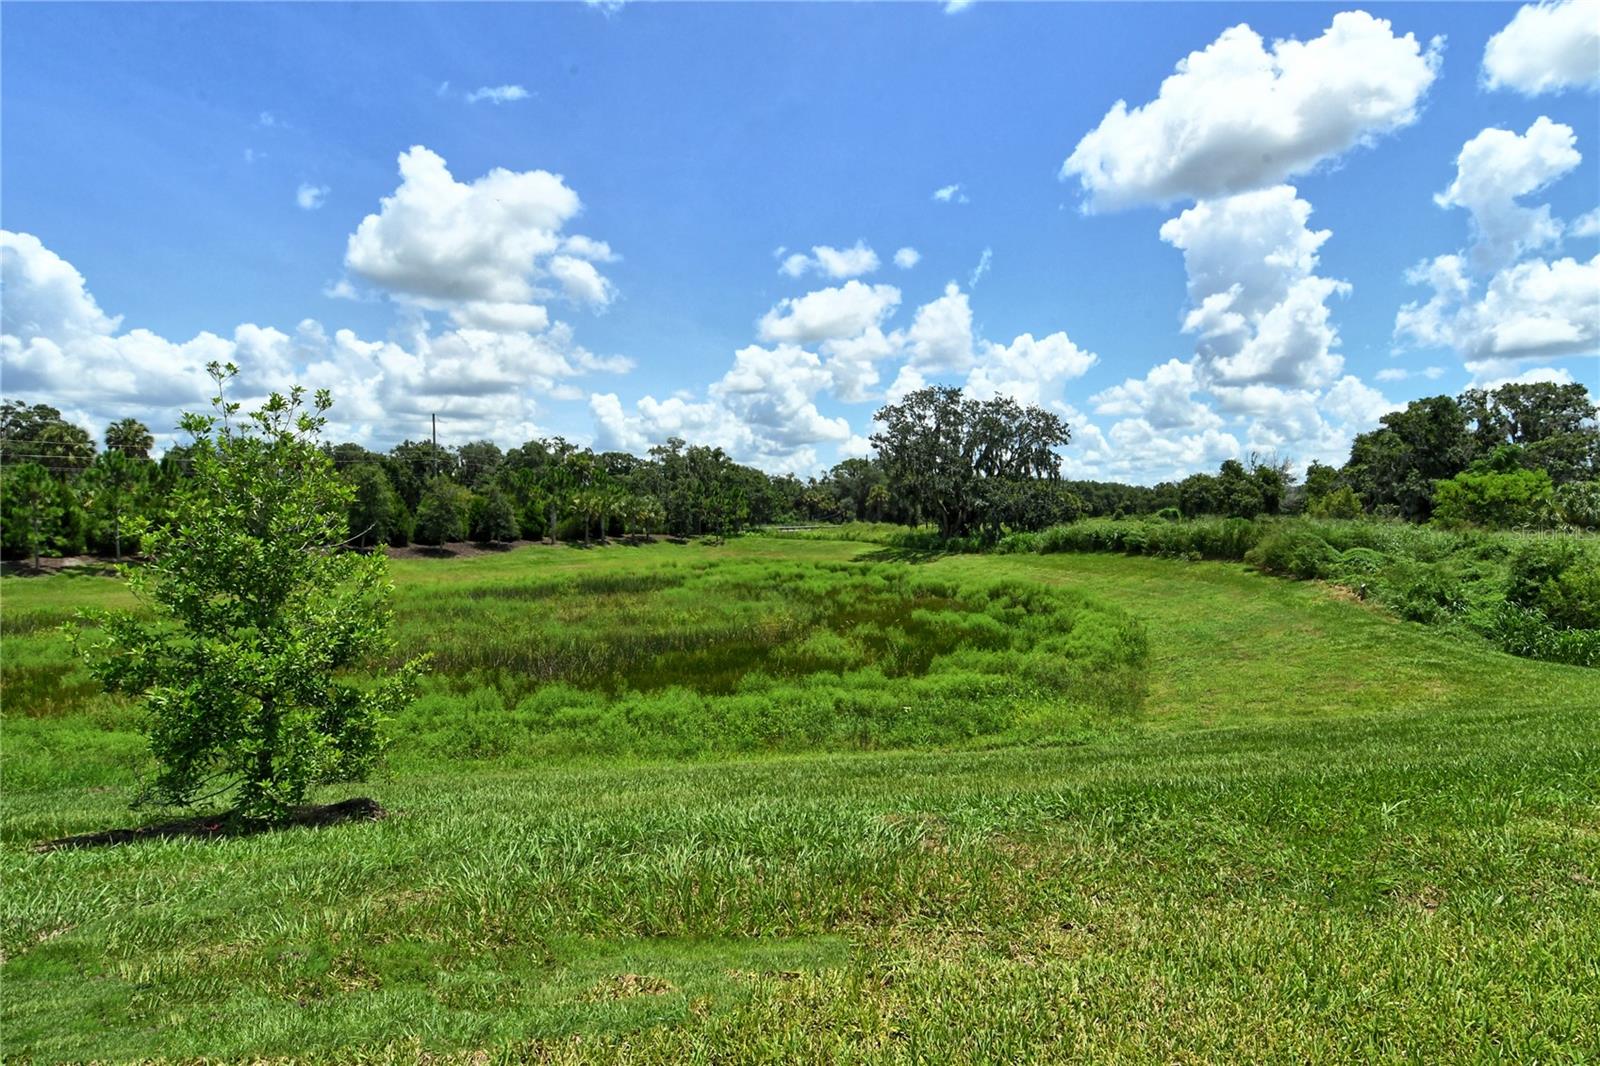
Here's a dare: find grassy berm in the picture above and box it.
[3,537,1597,1062]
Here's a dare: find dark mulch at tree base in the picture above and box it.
[32,797,387,852]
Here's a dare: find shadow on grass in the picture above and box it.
[857,546,960,565]
[32,797,386,853]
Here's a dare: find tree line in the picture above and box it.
[4,379,1597,563]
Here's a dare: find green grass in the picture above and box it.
[3,539,1598,1062]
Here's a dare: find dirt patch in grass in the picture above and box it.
[385,536,673,561]
[32,796,387,852]
[582,973,675,1001]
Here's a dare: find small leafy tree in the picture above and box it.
[1,461,63,567]
[412,477,464,546]
[344,462,406,548]
[468,486,517,543]
[83,449,149,560]
[70,365,424,822]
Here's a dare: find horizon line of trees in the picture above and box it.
[3,380,1597,562]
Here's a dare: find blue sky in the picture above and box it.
[3,1,1597,481]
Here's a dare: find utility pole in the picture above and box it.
[431,413,438,477]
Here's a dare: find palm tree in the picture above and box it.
[105,418,155,460]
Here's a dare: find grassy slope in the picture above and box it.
[2,540,1598,1062]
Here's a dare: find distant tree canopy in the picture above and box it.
[1341,384,1597,523]
[1,379,1595,562]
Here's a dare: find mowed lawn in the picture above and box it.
[3,538,1598,1062]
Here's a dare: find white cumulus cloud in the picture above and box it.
[965,331,1098,407]
[1062,11,1441,210]
[778,241,880,280]
[1159,185,1349,390]
[757,280,901,344]
[1435,117,1581,272]
[1,228,632,453]
[1482,0,1600,95]
[344,145,608,325]
[1397,119,1600,375]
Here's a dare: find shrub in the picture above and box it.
[1333,546,1387,577]
[1506,539,1600,631]
[1245,527,1337,579]
[1431,468,1555,529]
[1478,603,1600,668]
[1555,481,1600,530]
[1381,561,1469,624]
[1307,485,1362,519]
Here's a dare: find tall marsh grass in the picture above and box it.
[391,559,1148,761]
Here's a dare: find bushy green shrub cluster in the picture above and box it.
[391,559,1149,760]
[1017,515,1599,667]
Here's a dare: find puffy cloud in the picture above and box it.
[1572,208,1600,239]
[820,327,901,404]
[0,230,628,451]
[1062,11,1440,209]
[1435,117,1580,271]
[448,300,551,334]
[1482,0,1600,95]
[1316,375,1400,428]
[757,280,901,344]
[548,254,616,308]
[1472,365,1578,390]
[885,364,928,404]
[1464,255,1600,365]
[1394,254,1472,350]
[903,282,975,370]
[465,84,531,104]
[932,183,969,204]
[1211,376,1397,466]
[1400,254,1600,372]
[965,331,1098,406]
[778,241,880,280]
[1104,419,1242,482]
[1397,121,1599,373]
[344,146,607,325]
[589,385,830,475]
[1092,358,1222,431]
[893,247,921,269]
[561,235,618,261]
[1159,185,1349,389]
[1,231,122,343]
[296,183,329,211]
[711,343,851,449]
[322,277,368,302]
